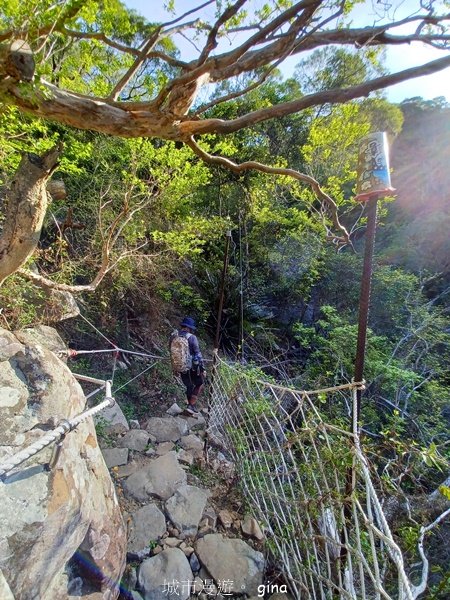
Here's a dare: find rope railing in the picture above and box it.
[0,380,114,480]
[208,355,415,600]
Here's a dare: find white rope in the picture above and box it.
[66,347,165,360]
[208,358,414,600]
[215,352,365,395]
[0,383,114,479]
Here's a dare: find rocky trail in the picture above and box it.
[98,399,286,600]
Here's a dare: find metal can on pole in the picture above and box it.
[354,132,395,425]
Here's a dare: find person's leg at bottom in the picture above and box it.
[180,372,194,405]
[188,371,204,410]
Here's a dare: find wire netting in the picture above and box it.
[208,355,415,600]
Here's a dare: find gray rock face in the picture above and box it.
[128,504,167,555]
[165,484,209,537]
[138,548,193,600]
[102,447,129,468]
[124,452,187,501]
[146,417,186,442]
[117,430,150,451]
[0,571,14,600]
[15,325,67,358]
[195,534,265,596]
[0,327,126,600]
[41,288,80,322]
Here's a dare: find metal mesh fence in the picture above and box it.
[207,355,415,600]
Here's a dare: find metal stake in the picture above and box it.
[214,230,232,350]
[353,195,378,428]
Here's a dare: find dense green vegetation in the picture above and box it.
[1,0,449,596]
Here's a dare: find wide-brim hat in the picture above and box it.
[180,316,197,330]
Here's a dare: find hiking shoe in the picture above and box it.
[186,404,199,414]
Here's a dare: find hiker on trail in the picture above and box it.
[170,316,206,413]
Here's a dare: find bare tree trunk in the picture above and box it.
[0,144,63,286]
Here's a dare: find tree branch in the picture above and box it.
[411,507,450,599]
[108,27,162,101]
[197,0,248,66]
[160,0,215,29]
[186,136,351,246]
[181,54,450,136]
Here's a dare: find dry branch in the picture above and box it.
[186,137,351,245]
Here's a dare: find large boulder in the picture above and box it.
[137,548,193,600]
[0,327,126,600]
[145,417,186,442]
[123,452,186,502]
[165,484,209,537]
[117,430,150,452]
[127,504,167,556]
[195,534,265,596]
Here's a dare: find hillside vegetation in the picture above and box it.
[0,1,449,596]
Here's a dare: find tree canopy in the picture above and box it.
[1,0,450,142]
[0,0,449,284]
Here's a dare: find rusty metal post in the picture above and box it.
[214,230,232,350]
[353,196,378,426]
[209,230,232,405]
[340,196,379,579]
[206,230,232,463]
[341,132,393,577]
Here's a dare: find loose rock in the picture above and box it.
[184,414,206,431]
[195,534,265,596]
[124,452,187,501]
[241,515,265,541]
[218,509,234,529]
[98,401,130,431]
[179,434,204,457]
[166,402,183,416]
[156,441,175,456]
[118,429,150,452]
[146,417,186,442]
[189,552,201,572]
[101,447,129,468]
[138,548,193,600]
[177,449,195,466]
[165,484,209,537]
[164,537,181,548]
[127,504,167,555]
